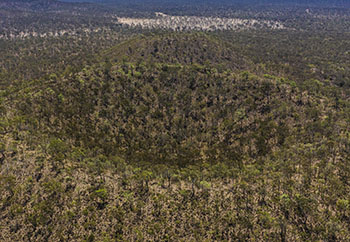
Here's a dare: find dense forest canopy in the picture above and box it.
[1,0,350,241]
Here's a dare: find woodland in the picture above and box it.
[1,0,350,241]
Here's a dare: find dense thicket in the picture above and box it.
[13,34,348,167]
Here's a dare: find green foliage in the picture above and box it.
[94,188,108,200]
[199,180,211,190]
[48,138,68,161]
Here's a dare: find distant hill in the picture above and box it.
[0,0,63,10]
[0,0,91,11]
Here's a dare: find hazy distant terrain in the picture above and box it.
[60,0,350,7]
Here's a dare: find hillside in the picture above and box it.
[10,33,341,166]
[1,33,350,241]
